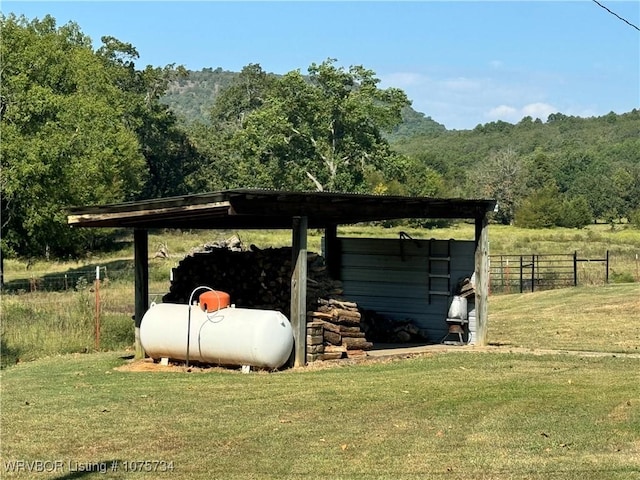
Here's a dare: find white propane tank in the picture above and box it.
[140,303,294,369]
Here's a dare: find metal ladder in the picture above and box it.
[427,239,451,303]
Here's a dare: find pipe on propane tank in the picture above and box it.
[186,286,214,368]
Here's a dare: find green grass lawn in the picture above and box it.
[2,225,640,478]
[489,283,640,354]
[2,282,640,479]
[2,351,639,480]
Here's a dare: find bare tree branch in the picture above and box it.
[305,170,324,192]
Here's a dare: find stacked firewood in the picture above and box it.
[307,298,373,359]
[163,244,344,319]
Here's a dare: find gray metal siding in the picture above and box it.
[338,238,475,343]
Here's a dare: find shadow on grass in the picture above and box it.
[49,459,122,479]
[0,335,21,369]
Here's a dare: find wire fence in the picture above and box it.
[2,251,637,300]
[1,266,167,357]
[1,265,136,293]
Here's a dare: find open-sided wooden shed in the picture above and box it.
[67,188,496,366]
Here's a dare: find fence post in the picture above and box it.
[95,266,101,351]
[605,250,609,284]
[531,255,536,293]
[573,251,578,286]
[519,256,524,293]
[505,257,510,294]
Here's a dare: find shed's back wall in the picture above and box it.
[337,238,475,342]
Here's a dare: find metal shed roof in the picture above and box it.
[67,189,496,230]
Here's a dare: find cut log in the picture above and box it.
[307,334,324,345]
[317,320,340,334]
[323,330,342,345]
[334,315,361,327]
[321,352,345,360]
[327,298,358,310]
[317,305,334,314]
[307,321,324,334]
[342,337,373,351]
[333,308,361,320]
[307,353,321,363]
[308,311,334,321]
[339,325,363,334]
[324,345,347,353]
[307,344,324,354]
[341,331,366,339]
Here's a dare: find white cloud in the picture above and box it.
[380,68,556,128]
[484,102,559,124]
[486,105,519,123]
[522,102,557,120]
[379,68,611,130]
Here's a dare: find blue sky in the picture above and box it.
[4,1,639,130]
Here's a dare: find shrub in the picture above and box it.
[515,185,562,228]
[559,196,592,229]
[610,271,636,284]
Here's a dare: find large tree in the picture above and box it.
[96,36,199,200]
[471,147,525,225]
[207,59,411,192]
[185,64,276,192]
[1,15,192,258]
[1,15,146,257]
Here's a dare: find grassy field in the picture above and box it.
[2,347,639,479]
[489,284,640,354]
[2,223,640,478]
[4,222,640,282]
[2,224,639,367]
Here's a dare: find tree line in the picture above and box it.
[2,14,639,261]
[394,111,640,228]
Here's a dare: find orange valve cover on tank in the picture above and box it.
[199,290,231,313]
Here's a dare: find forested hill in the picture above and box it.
[161,68,238,124]
[400,109,640,226]
[161,68,446,138]
[161,68,640,229]
[393,110,640,178]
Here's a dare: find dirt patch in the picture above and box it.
[113,350,438,374]
[115,358,239,374]
[113,344,640,375]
